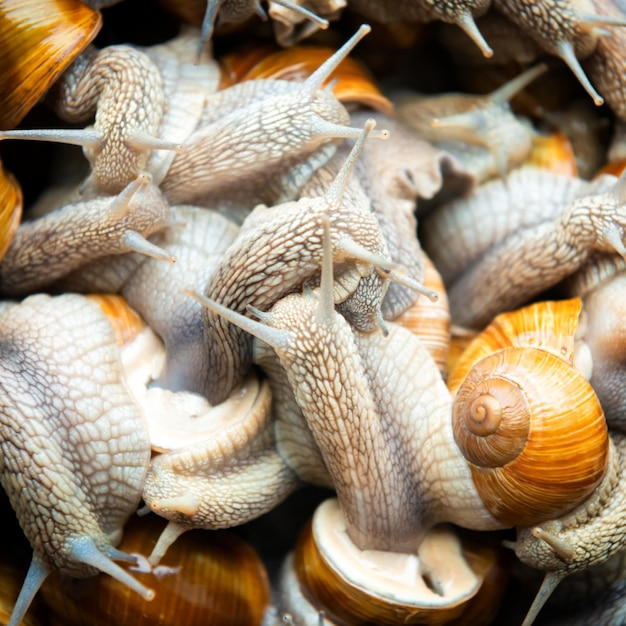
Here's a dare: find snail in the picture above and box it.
[277,500,512,625]
[0,174,175,298]
[525,550,626,625]
[563,253,626,431]
[51,205,240,396]
[191,208,610,546]
[160,0,333,58]
[190,211,611,626]
[0,293,154,626]
[218,42,393,114]
[0,43,184,196]
[420,165,626,329]
[78,290,301,567]
[394,63,547,183]
[347,111,475,211]
[159,24,390,216]
[197,118,399,404]
[0,0,102,130]
[490,0,626,107]
[347,0,494,58]
[445,297,626,626]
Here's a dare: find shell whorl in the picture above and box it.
[449,301,610,528]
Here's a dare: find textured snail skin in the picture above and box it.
[566,255,626,431]
[0,44,181,196]
[422,167,626,329]
[192,216,502,555]
[491,0,626,106]
[160,25,379,213]
[395,64,546,184]
[138,29,222,185]
[514,433,626,625]
[57,206,240,396]
[200,122,393,405]
[268,0,346,46]
[348,0,493,57]
[533,551,626,625]
[53,45,172,193]
[583,0,626,121]
[0,177,172,298]
[0,293,153,626]
[141,376,302,564]
[350,112,475,212]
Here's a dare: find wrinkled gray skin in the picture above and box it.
[0,179,171,298]
[0,293,151,624]
[57,207,240,396]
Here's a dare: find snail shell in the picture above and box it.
[0,0,101,129]
[40,514,271,626]
[278,498,510,626]
[0,160,22,263]
[448,299,610,526]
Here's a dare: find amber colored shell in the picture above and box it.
[446,531,513,626]
[447,299,609,526]
[41,514,271,626]
[0,160,22,263]
[394,253,451,373]
[527,132,578,177]
[447,298,584,394]
[292,502,508,626]
[451,346,609,527]
[596,159,626,178]
[86,294,146,348]
[219,44,394,115]
[0,0,101,129]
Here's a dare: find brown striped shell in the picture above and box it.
[447,299,610,527]
[0,0,101,129]
[281,498,509,626]
[40,514,271,626]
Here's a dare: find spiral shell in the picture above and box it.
[448,300,610,527]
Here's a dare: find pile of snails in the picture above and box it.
[3,0,626,625]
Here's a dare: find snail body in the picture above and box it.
[421,166,626,329]
[0,175,174,298]
[0,293,154,626]
[0,44,183,196]
[348,0,494,57]
[199,119,394,405]
[57,206,240,396]
[193,218,610,555]
[491,0,626,106]
[160,24,388,213]
[395,64,547,184]
[171,0,333,58]
[565,253,626,431]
